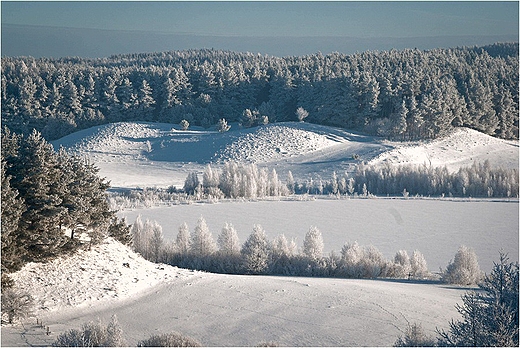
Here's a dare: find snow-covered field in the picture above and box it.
[2,238,467,347]
[3,121,515,346]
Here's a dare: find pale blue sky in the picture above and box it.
[2,1,518,57]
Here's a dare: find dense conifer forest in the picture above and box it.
[2,43,518,141]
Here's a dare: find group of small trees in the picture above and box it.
[130,216,431,279]
[181,160,518,201]
[1,127,131,277]
[53,315,201,347]
[184,162,290,200]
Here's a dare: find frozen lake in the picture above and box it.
[119,198,519,273]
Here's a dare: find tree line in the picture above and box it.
[130,215,432,279]
[179,161,518,200]
[2,43,518,141]
[1,127,130,279]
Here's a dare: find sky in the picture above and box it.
[1,1,519,58]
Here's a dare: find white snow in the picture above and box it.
[370,127,519,171]
[2,238,467,347]
[8,238,200,315]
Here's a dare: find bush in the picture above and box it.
[441,245,482,285]
[53,315,125,347]
[137,332,201,347]
[394,322,436,347]
[1,287,33,324]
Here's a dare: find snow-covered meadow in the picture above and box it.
[2,238,467,347]
[3,121,516,346]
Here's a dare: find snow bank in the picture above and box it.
[370,128,519,171]
[9,238,199,315]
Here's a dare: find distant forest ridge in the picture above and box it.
[2,42,518,141]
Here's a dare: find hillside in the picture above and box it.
[53,121,518,189]
[2,238,466,347]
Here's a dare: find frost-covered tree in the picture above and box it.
[190,216,217,257]
[53,315,125,347]
[442,245,482,285]
[176,222,190,256]
[410,250,429,278]
[184,172,200,195]
[217,118,231,133]
[392,250,412,278]
[149,220,164,263]
[241,225,271,274]
[217,222,240,256]
[394,322,435,347]
[296,107,309,122]
[302,226,324,260]
[179,119,190,131]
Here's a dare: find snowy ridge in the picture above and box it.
[9,238,199,315]
[214,124,341,163]
[370,128,519,171]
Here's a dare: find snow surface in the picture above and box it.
[2,239,467,347]
[370,128,519,172]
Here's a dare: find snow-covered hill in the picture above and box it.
[2,238,466,347]
[53,122,518,189]
[7,238,200,314]
[370,127,519,172]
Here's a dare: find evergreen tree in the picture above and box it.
[1,158,26,272]
[438,253,519,346]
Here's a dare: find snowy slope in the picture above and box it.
[370,128,519,171]
[7,238,200,314]
[2,239,467,347]
[53,122,518,189]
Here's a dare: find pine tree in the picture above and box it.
[438,253,519,346]
[13,130,68,260]
[1,158,26,272]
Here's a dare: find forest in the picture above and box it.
[2,43,518,141]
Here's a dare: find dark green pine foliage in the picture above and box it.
[56,148,112,244]
[12,129,68,261]
[437,253,519,346]
[1,158,26,272]
[1,127,131,270]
